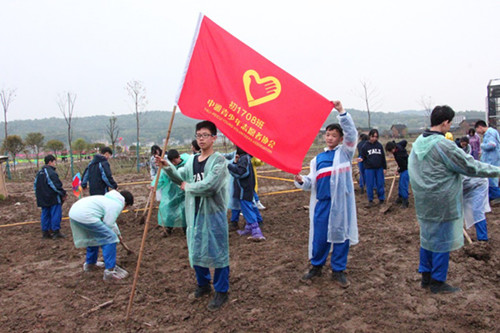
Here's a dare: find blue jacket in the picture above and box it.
[227,153,255,202]
[357,140,367,158]
[394,140,408,173]
[34,165,66,207]
[81,154,117,195]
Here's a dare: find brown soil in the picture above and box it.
[0,162,499,332]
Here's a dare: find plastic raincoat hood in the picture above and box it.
[411,133,444,161]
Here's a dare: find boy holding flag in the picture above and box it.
[294,101,358,288]
[157,120,230,311]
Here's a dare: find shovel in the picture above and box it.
[380,176,396,214]
[119,236,134,255]
[138,188,154,224]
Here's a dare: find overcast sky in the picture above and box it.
[1,0,499,121]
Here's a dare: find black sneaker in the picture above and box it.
[430,279,460,294]
[52,230,66,239]
[378,200,385,205]
[42,231,52,239]
[365,201,375,208]
[395,197,403,204]
[332,271,350,288]
[401,198,409,208]
[302,265,322,280]
[421,272,431,288]
[194,284,213,298]
[207,291,228,311]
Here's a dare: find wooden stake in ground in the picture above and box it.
[0,158,9,198]
[125,105,177,321]
[380,175,397,214]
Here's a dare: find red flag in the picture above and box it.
[177,15,333,174]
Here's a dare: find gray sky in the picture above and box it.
[1,0,499,121]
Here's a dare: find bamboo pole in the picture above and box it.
[125,106,177,321]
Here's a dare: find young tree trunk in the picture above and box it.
[136,108,140,173]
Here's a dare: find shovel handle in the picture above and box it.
[119,236,133,254]
[386,176,397,203]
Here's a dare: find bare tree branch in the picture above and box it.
[355,80,381,129]
[57,91,77,176]
[0,88,17,141]
[106,114,120,153]
[126,80,147,172]
[419,95,433,126]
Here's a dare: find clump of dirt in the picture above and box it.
[463,242,491,262]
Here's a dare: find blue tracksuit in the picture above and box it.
[81,154,117,195]
[227,154,262,225]
[393,140,409,200]
[34,165,66,232]
[360,141,387,202]
[357,140,367,189]
[311,149,350,271]
[419,247,449,282]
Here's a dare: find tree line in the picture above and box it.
[1,132,118,169]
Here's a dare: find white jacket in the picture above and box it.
[68,190,124,235]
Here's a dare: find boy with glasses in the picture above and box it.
[157,120,230,311]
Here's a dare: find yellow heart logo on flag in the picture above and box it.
[243,70,281,107]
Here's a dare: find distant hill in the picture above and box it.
[0,108,486,148]
[1,111,199,147]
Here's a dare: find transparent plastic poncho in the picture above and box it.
[409,134,500,252]
[68,190,124,248]
[153,153,189,228]
[163,153,230,268]
[480,127,500,187]
[295,113,359,259]
[222,151,240,211]
[462,176,490,229]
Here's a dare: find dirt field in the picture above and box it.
[0,158,499,332]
